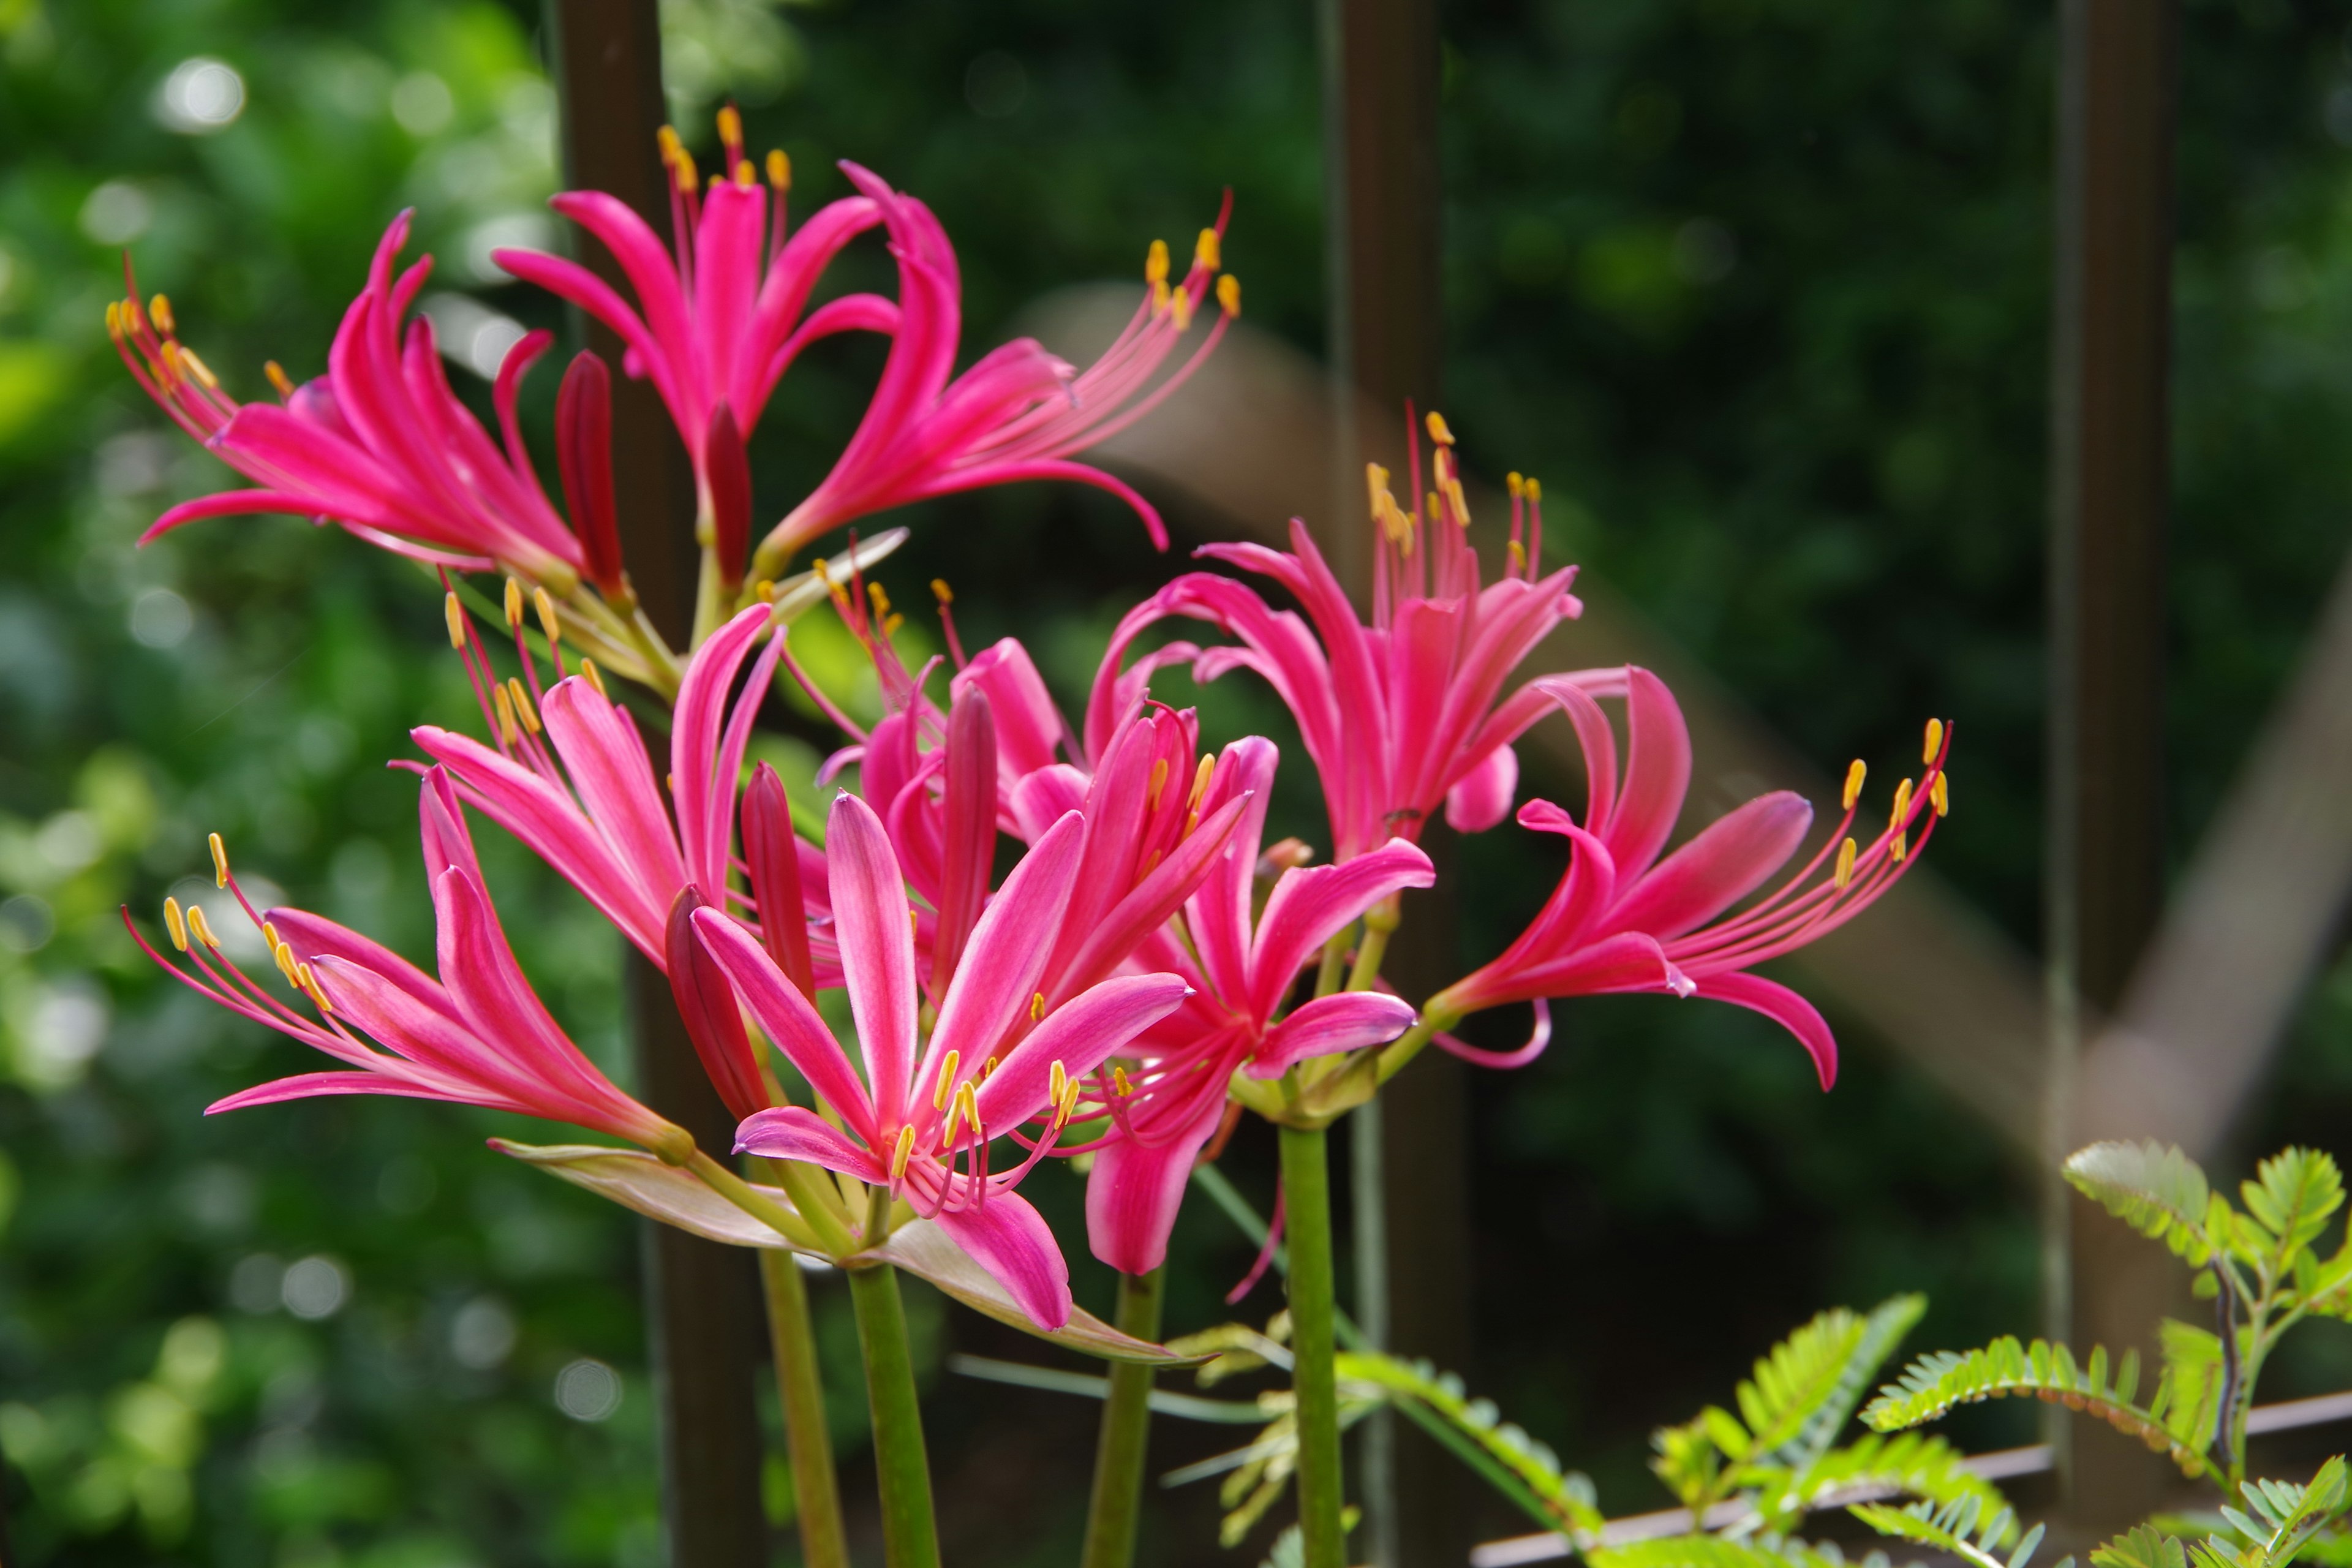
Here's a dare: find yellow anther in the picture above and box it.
[1185,753,1215,813]
[1890,830,1908,864]
[947,1081,978,1143]
[754,579,777,603]
[890,1125,916,1180]
[507,677,541,735]
[299,962,331,1014]
[674,149,699,193]
[1216,273,1240,316]
[1061,1079,1080,1121]
[666,773,677,794]
[982,1055,999,1079]
[186,902,221,949]
[1841,759,1866,812]
[1425,410,1457,447]
[810,557,832,587]
[1525,477,1542,502]
[1049,1059,1068,1107]
[868,581,892,619]
[209,831,229,888]
[1145,238,1170,284]
[1151,277,1171,314]
[1194,226,1221,271]
[1170,286,1194,331]
[274,941,299,985]
[445,592,467,650]
[1508,471,1525,498]
[1147,758,1170,809]
[1922,717,1944,765]
[882,612,903,637]
[263,919,282,956]
[265,360,296,398]
[1891,777,1914,828]
[164,897,189,952]
[124,296,148,336]
[1446,477,1471,526]
[733,161,755,189]
[1031,990,1047,1023]
[104,301,123,341]
[150,294,175,335]
[533,586,561,644]
[1432,445,1453,489]
[580,658,608,698]
[493,684,520,745]
[658,124,684,162]
[717,104,744,150]
[503,577,525,629]
[1833,837,1858,891]
[932,1049,961,1110]
[178,347,221,390]
[1366,462,1391,519]
[1112,1065,1134,1098]
[766,149,791,190]
[931,578,954,605]
[1507,540,1527,575]
[1931,772,1950,818]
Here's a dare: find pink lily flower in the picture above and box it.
[748,172,1240,578]
[129,770,684,1158]
[1090,420,1582,862]
[1425,669,1954,1090]
[412,603,840,982]
[1085,737,1431,1276]
[494,112,889,585]
[110,213,595,586]
[701,793,1192,1329]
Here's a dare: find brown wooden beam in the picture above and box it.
[546,6,769,1564]
[2045,0,2177,1536]
[1317,1,1471,1562]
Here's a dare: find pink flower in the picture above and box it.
[1091,427,1581,862]
[110,213,594,586]
[130,770,683,1157]
[1425,669,1954,1090]
[703,793,1192,1329]
[494,114,891,586]
[748,173,1240,577]
[1085,737,1431,1275]
[412,603,827,973]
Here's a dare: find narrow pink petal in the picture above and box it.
[1607,792,1812,940]
[975,973,1189,1132]
[1245,841,1436,1023]
[826,793,919,1125]
[1605,667,1692,880]
[1047,791,1253,1003]
[1008,765,1090,843]
[1246,992,1419,1079]
[1084,1101,1224,1276]
[693,907,879,1140]
[951,638,1066,783]
[925,812,1085,1107]
[1186,739,1279,1006]
[1442,742,1518,834]
[1696,971,1839,1090]
[208,1069,514,1117]
[734,1105,889,1180]
[1532,676,1619,836]
[671,605,774,892]
[931,1189,1073,1330]
[666,889,772,1121]
[538,678,687,903]
[267,908,454,1022]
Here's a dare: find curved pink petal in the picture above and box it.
[538,679,687,900]
[734,1104,889,1181]
[931,1189,1072,1330]
[1246,992,1419,1079]
[923,811,1085,1113]
[1245,840,1436,1023]
[826,793,919,1125]
[693,907,880,1140]
[1084,1098,1224,1276]
[1605,668,1692,881]
[975,973,1190,1133]
[1607,791,1812,941]
[1697,971,1838,1090]
[1443,742,1518,834]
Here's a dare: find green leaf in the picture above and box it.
[1735,1295,1928,1471]
[1589,1533,1874,1568]
[1749,1431,2012,1537]
[2067,1141,2221,1265]
[1334,1351,1603,1539]
[491,1140,1189,1363]
[2241,1150,2345,1281]
[2092,1525,2188,1568]
[1850,1494,2064,1568]
[2220,1457,2351,1564]
[1860,1336,2209,1477]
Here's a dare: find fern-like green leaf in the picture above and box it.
[2220,1457,2351,1564]
[1749,1431,2013,1537]
[1733,1296,1927,1471]
[2067,1141,2221,1265]
[1334,1351,1603,1539]
[2092,1525,2189,1568]
[1850,1494,2067,1568]
[2239,1148,2343,1281]
[1860,1336,2208,1477]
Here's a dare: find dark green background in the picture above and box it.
[5,0,2352,1562]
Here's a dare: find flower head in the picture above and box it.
[749,178,1240,577]
[130,772,684,1157]
[1091,412,1581,862]
[706,793,1191,1328]
[111,213,592,586]
[1084,737,1430,1275]
[1427,669,1954,1089]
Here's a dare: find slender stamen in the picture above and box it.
[164,897,188,951]
[1842,759,1866,811]
[932,1049,960,1110]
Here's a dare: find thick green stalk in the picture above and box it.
[758,1248,851,1568]
[846,1263,940,1568]
[1280,1123,1348,1568]
[1079,1267,1167,1568]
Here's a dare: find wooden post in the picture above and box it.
[546,6,769,1564]
[2045,0,2177,1535]
[1316,2,1471,1563]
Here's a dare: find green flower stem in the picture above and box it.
[685,1148,853,1257]
[757,1246,851,1568]
[1374,1015,1443,1086]
[1279,1122,1348,1568]
[1346,897,1399,993]
[1079,1267,1167,1568]
[1313,928,1352,998]
[846,1262,941,1568]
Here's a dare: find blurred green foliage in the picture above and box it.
[7,0,2352,1563]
